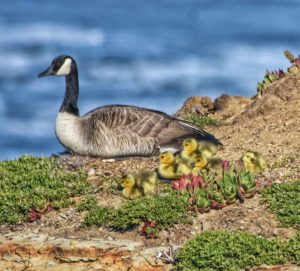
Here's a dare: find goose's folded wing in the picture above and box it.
[82,105,221,146]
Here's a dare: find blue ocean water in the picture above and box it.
[0,0,299,160]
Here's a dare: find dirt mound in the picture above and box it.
[174,72,300,165]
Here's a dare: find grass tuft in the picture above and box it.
[184,113,221,128]
[0,156,90,224]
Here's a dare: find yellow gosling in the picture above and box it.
[159,151,191,179]
[197,140,218,159]
[181,138,200,163]
[192,154,208,175]
[120,174,143,199]
[241,151,268,173]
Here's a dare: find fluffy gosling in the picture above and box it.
[159,151,191,179]
[181,138,200,163]
[197,140,218,160]
[241,151,268,173]
[192,154,208,175]
[120,174,143,199]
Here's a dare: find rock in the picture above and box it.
[174,96,214,117]
[214,94,252,122]
[0,233,166,271]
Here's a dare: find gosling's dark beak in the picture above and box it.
[38,65,55,78]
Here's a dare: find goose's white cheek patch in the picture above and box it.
[56,58,72,76]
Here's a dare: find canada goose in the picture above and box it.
[38,55,221,158]
[120,174,143,199]
[158,151,191,179]
[241,151,268,173]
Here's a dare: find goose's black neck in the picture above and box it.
[59,62,79,116]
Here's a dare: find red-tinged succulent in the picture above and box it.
[28,209,42,222]
[222,160,231,171]
[27,204,54,222]
[172,174,208,193]
[210,200,224,210]
[140,221,158,238]
[171,175,189,191]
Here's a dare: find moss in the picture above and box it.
[0,156,90,224]
[83,193,191,231]
[184,113,221,128]
[260,180,300,229]
[176,231,299,271]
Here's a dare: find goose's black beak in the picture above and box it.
[38,65,55,78]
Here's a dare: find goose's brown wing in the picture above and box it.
[83,105,221,149]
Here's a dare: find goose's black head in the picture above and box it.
[38,55,76,78]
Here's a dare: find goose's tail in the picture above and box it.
[158,117,222,153]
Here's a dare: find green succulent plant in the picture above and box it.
[216,172,237,203]
[238,169,257,198]
[195,190,211,212]
[207,186,225,209]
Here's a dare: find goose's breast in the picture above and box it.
[55,112,85,153]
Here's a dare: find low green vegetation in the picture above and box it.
[176,231,300,271]
[176,181,300,270]
[184,113,221,128]
[0,156,90,224]
[260,180,300,229]
[76,196,98,212]
[83,193,190,232]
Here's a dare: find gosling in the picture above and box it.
[120,174,143,199]
[241,151,268,173]
[158,151,191,179]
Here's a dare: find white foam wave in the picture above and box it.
[90,57,217,88]
[0,23,105,47]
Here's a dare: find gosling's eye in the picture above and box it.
[161,155,164,159]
